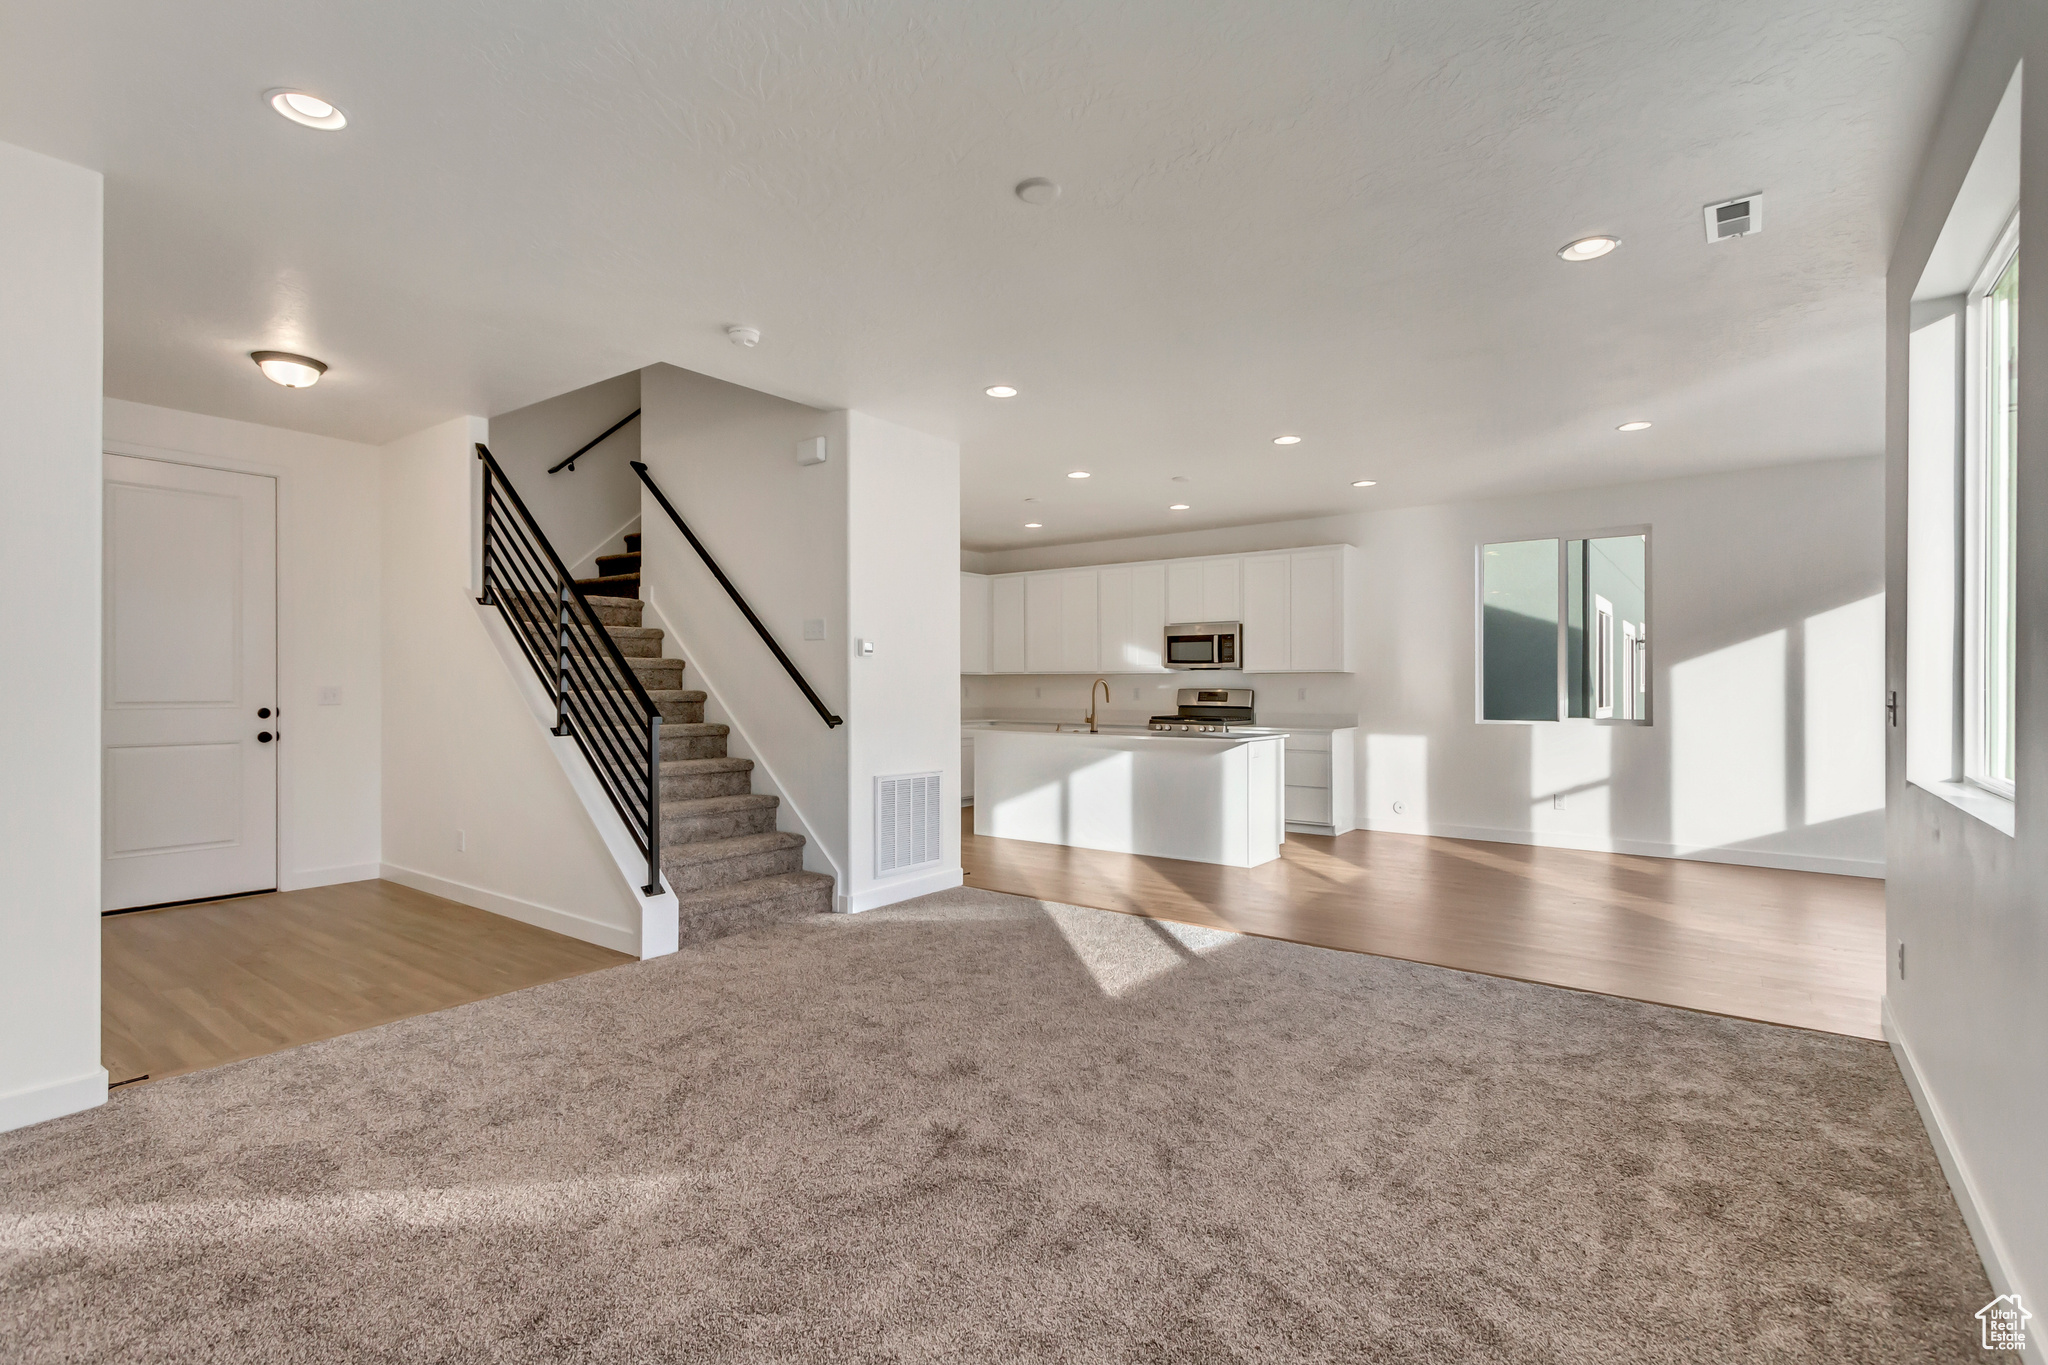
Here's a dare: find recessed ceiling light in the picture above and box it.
[1171,475,1189,483]
[1351,480,1377,488]
[266,89,347,131]
[1617,420,1652,431]
[251,350,327,388]
[1272,435,1302,446]
[985,385,1018,398]
[1068,470,1090,479]
[1024,522,1043,529]
[1014,178,1060,206]
[1558,235,1620,262]
[1169,504,1190,511]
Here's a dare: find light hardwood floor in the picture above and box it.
[103,879,633,1086]
[962,810,1886,1039]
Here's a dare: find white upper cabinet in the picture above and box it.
[990,574,1026,672]
[979,545,1349,675]
[1098,563,1167,672]
[1240,554,1292,672]
[960,572,991,674]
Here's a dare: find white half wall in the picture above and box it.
[102,399,384,891]
[380,415,654,955]
[635,363,850,886]
[967,456,1886,878]
[0,139,105,1131]
[845,410,963,910]
[1885,0,2045,1312]
[486,369,643,579]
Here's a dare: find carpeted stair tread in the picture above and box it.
[673,870,833,916]
[595,552,642,578]
[661,756,754,775]
[623,532,641,552]
[661,830,804,866]
[663,793,779,816]
[646,689,708,704]
[577,574,639,600]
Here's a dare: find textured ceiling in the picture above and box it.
[0,0,1970,549]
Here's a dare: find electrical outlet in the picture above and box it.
[1553,793,1565,810]
[1297,687,1306,701]
[317,686,342,705]
[1034,687,1042,699]
[1131,688,1139,700]
[457,830,467,853]
[802,619,826,641]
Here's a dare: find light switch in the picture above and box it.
[796,437,827,466]
[856,638,875,656]
[803,619,826,641]
[318,686,343,705]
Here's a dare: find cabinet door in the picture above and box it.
[1059,570,1099,672]
[960,573,991,674]
[991,575,1026,672]
[1098,566,1132,671]
[1165,560,1205,624]
[1202,557,1242,621]
[1128,563,1166,671]
[1241,555,1291,672]
[1288,549,1343,672]
[1024,573,1063,672]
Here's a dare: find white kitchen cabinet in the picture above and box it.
[1282,727,1356,834]
[960,572,991,674]
[1166,557,1242,624]
[1025,570,1099,673]
[1097,562,1167,672]
[991,574,1026,672]
[1288,549,1345,672]
[1240,555,1292,672]
[1165,561,1204,624]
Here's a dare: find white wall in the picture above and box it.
[635,364,850,885]
[845,410,963,909]
[380,415,653,953]
[968,456,1886,877]
[0,140,105,1131]
[1885,0,2046,1313]
[486,370,642,577]
[102,399,383,890]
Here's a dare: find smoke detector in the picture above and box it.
[727,325,761,348]
[1704,194,1762,243]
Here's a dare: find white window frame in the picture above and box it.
[1963,213,2019,800]
[1473,527,1652,725]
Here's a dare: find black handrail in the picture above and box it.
[548,408,641,474]
[631,460,844,729]
[476,442,666,894]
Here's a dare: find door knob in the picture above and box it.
[258,731,274,743]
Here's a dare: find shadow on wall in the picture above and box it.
[1365,591,1886,869]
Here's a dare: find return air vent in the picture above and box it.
[1704,194,1762,243]
[875,771,942,875]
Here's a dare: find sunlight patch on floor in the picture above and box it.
[1043,900,1236,997]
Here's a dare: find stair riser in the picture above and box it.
[656,733,727,761]
[628,662,686,689]
[653,699,705,724]
[661,806,780,842]
[588,602,643,628]
[602,635,663,659]
[676,882,832,947]
[661,771,755,801]
[662,845,805,894]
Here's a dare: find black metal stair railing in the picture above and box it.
[475,442,664,894]
[631,460,843,729]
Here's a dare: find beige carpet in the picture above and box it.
[0,887,1998,1363]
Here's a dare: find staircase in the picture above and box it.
[575,550,834,945]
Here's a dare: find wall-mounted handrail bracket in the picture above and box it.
[631,460,843,729]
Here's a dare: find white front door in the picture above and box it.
[102,455,278,911]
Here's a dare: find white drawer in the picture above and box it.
[1284,750,1331,788]
[1285,785,1332,823]
[1284,731,1332,752]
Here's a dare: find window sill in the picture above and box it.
[1909,778,2016,838]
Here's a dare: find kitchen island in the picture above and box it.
[970,725,1286,868]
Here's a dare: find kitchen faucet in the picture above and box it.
[1086,678,1111,733]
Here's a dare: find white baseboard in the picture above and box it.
[842,865,964,913]
[0,1066,108,1134]
[278,862,382,893]
[1358,817,1885,879]
[1884,998,2031,1321]
[380,863,641,957]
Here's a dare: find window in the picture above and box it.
[1967,225,2018,796]
[1479,533,1650,723]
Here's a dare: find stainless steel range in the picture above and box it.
[1148,688,1255,733]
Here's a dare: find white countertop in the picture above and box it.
[967,721,1284,746]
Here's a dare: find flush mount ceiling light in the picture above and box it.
[251,350,327,388]
[985,385,1018,398]
[265,89,347,130]
[1617,420,1653,431]
[1024,522,1043,529]
[1014,177,1061,206]
[1169,504,1190,511]
[1558,235,1620,262]
[1067,470,1090,479]
[1351,480,1377,488]
[1272,435,1302,446]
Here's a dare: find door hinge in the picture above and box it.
[1886,690,1899,727]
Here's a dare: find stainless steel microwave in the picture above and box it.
[1164,622,1242,670]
